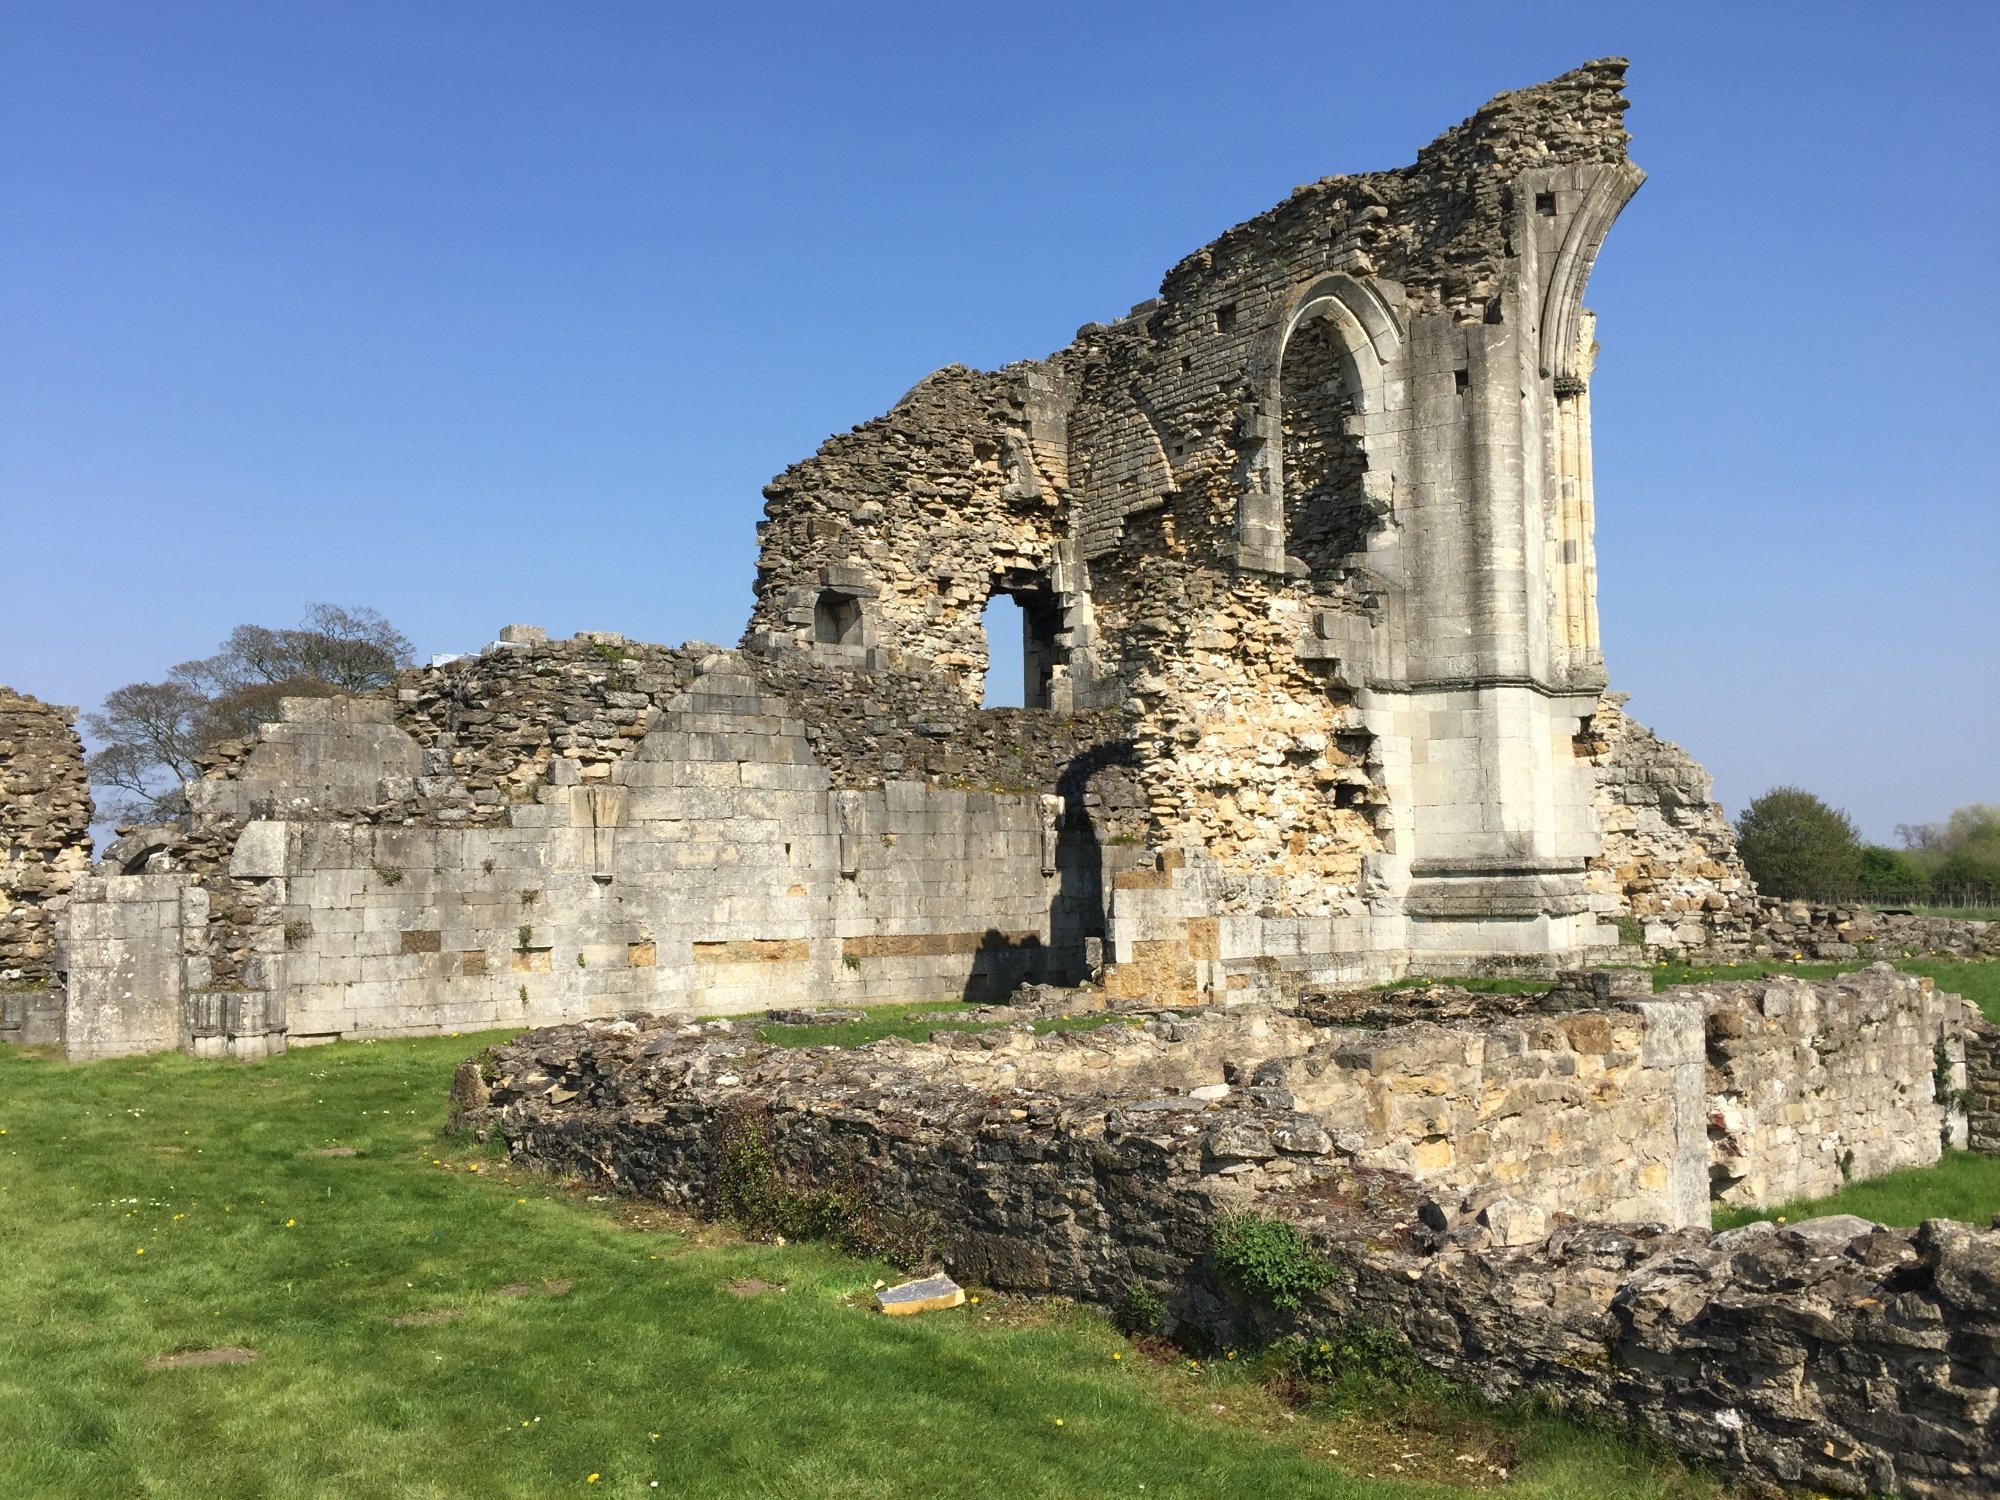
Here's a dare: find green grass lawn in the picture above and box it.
[0,1035,1727,1499]
[1712,1151,2000,1232]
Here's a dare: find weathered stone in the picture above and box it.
[472,978,1999,1499]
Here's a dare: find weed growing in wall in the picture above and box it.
[516,925,534,952]
[1116,1281,1167,1335]
[370,861,405,887]
[710,1099,939,1270]
[1210,1210,1335,1312]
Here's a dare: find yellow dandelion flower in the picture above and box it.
[1054,1419,1064,1427]
[285,1218,296,1227]
[1111,1353,1122,1361]
[586,1475,600,1484]
[136,1248,145,1256]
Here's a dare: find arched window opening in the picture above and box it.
[981,592,1060,710]
[1280,316,1375,577]
[813,591,861,646]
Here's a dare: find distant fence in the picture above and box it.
[1787,885,1997,912]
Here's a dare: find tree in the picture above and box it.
[1859,844,1931,898]
[85,604,413,823]
[1906,804,2000,897]
[1734,787,1863,900]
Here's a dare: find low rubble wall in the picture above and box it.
[474,982,1996,1498]
[1966,1017,2000,1156]
[1700,900,2000,964]
[1698,967,1969,1205]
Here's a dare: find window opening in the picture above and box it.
[980,591,1060,709]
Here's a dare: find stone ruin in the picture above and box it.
[37,58,1801,1062]
[7,57,1999,1497]
[470,963,1995,1498]
[0,688,92,1046]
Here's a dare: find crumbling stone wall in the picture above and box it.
[743,61,1643,965]
[60,63,1787,1052]
[1701,966,1967,1207]
[1965,1016,2000,1155]
[1583,692,1756,950]
[0,688,92,1043]
[1738,900,2000,963]
[477,968,1995,1499]
[61,641,1156,1058]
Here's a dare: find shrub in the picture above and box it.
[1860,844,1931,899]
[1209,1211,1334,1311]
[711,1100,939,1269]
[1735,787,1862,899]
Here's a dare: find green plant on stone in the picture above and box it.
[517,984,529,1004]
[577,952,587,968]
[1117,1280,1167,1335]
[711,1099,939,1269]
[1616,916,1644,947]
[371,861,405,887]
[1209,1211,1335,1312]
[842,954,862,973]
[1935,1040,1970,1114]
[517,925,534,952]
[1283,1318,1421,1388]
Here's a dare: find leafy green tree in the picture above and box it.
[1897,804,2000,899]
[85,604,412,823]
[1859,844,1931,897]
[1734,787,1862,900]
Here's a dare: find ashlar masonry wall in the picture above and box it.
[64,651,1125,1057]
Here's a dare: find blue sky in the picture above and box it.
[3,1,1994,840]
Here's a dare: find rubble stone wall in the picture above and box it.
[1734,900,2000,963]
[1583,692,1756,950]
[1964,1016,2000,1156]
[0,688,93,1045]
[1699,966,1967,1207]
[477,970,1995,1499]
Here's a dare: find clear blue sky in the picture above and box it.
[4,1,1994,841]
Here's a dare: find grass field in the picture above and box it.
[1711,1150,2000,1232]
[0,1035,1728,1500]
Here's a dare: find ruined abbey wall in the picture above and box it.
[61,637,1148,1059]
[0,688,91,1045]
[44,61,1891,1058]
[746,60,1646,975]
[476,965,1988,1498]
